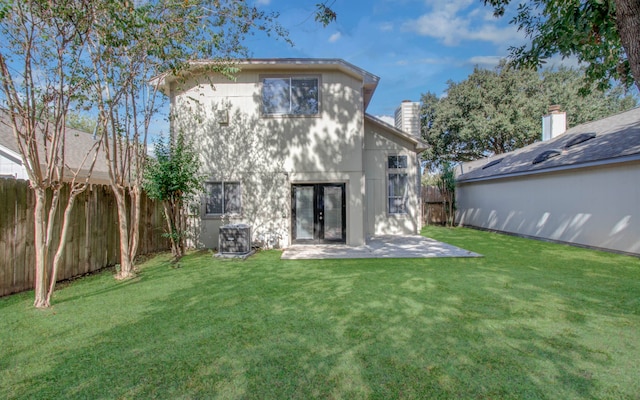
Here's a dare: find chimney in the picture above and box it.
[394,100,421,138]
[542,105,566,141]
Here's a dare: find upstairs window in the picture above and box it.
[388,155,408,215]
[262,76,320,116]
[388,155,408,169]
[205,182,241,216]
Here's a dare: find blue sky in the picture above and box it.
[246,0,534,119]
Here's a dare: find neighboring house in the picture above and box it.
[456,107,640,256]
[0,110,109,184]
[157,58,426,249]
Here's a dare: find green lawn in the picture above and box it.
[1,226,639,399]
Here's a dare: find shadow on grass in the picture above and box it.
[4,235,640,399]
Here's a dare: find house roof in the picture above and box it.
[0,109,110,184]
[154,58,381,110]
[457,107,640,183]
[365,113,429,152]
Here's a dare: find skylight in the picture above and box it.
[482,159,503,169]
[532,149,562,165]
[564,133,596,149]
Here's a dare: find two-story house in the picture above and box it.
[157,58,426,249]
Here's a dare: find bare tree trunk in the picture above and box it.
[45,192,78,305]
[113,188,134,279]
[178,200,186,256]
[162,201,179,258]
[33,188,49,308]
[615,0,640,92]
[129,186,141,265]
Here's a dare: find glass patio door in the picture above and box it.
[292,184,345,244]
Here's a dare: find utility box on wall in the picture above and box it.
[218,224,252,255]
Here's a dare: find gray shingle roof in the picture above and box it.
[457,107,640,183]
[0,109,110,184]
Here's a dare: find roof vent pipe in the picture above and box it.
[542,105,566,141]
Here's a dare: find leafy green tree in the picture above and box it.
[65,112,97,134]
[483,0,640,92]
[421,64,637,170]
[144,133,203,261]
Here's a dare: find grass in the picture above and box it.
[1,226,639,399]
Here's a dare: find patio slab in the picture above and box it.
[281,235,482,260]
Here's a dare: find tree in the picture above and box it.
[65,112,97,134]
[483,0,640,92]
[144,133,203,261]
[0,0,101,308]
[421,64,637,170]
[79,0,294,279]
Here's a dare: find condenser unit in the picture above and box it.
[219,224,252,255]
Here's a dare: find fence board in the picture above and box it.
[422,185,450,226]
[0,179,169,297]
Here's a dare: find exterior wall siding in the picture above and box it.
[364,119,421,236]
[456,161,640,255]
[171,68,367,248]
[0,146,28,180]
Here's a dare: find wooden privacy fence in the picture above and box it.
[0,179,170,297]
[422,185,448,225]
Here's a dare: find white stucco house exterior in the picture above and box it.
[158,58,426,249]
[456,107,640,256]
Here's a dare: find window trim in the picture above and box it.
[260,74,321,117]
[203,181,242,218]
[387,154,409,215]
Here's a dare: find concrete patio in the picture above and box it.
[281,235,482,260]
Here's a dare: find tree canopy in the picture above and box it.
[421,64,637,170]
[483,0,640,92]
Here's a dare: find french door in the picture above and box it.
[292,183,346,244]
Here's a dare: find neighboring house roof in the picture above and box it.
[154,58,381,111]
[365,113,428,152]
[457,107,640,183]
[0,109,110,184]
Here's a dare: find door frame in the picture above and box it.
[291,183,346,244]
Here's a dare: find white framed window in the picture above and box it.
[261,75,320,116]
[204,182,241,215]
[388,155,408,215]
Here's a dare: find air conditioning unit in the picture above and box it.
[219,224,251,255]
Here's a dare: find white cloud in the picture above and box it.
[328,32,341,43]
[465,54,583,70]
[466,55,504,68]
[255,0,271,5]
[379,22,394,32]
[401,2,524,46]
[416,57,457,65]
[542,54,583,70]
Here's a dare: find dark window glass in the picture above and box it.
[388,173,408,214]
[262,76,319,115]
[205,182,241,215]
[388,155,408,169]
